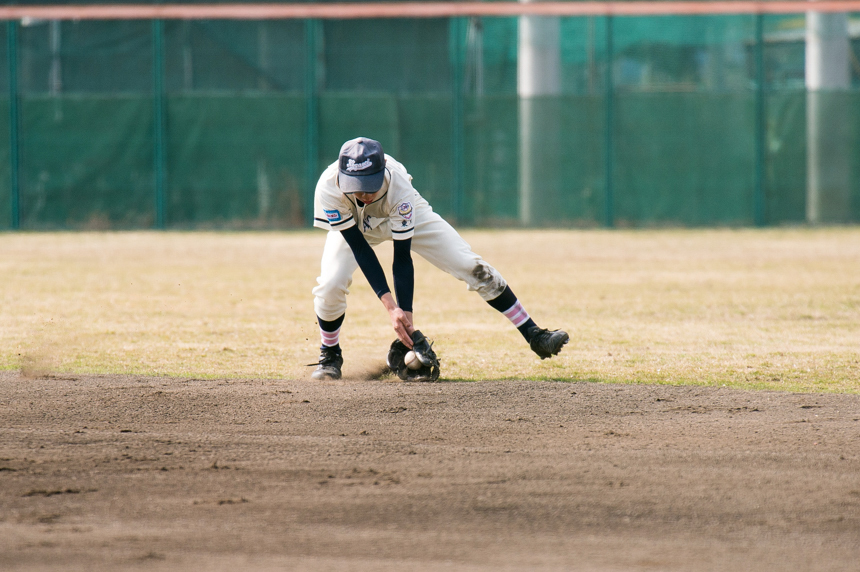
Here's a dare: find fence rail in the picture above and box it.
[1,2,860,19]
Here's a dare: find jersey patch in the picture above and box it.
[397,201,413,220]
[324,209,342,223]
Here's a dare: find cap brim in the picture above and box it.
[339,170,385,194]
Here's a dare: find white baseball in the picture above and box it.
[404,350,422,370]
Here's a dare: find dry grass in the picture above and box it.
[1,228,859,392]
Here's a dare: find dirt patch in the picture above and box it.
[1,371,859,571]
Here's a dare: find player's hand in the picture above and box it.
[389,307,414,348]
[381,293,414,348]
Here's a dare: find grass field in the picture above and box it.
[2,228,859,392]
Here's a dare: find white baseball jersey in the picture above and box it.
[313,155,421,241]
[312,153,507,322]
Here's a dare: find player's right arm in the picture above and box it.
[340,226,413,348]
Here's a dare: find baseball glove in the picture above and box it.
[386,330,440,382]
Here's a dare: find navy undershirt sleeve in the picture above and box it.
[340,225,391,299]
[392,237,414,313]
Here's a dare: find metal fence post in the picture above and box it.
[604,15,614,228]
[305,18,319,226]
[152,19,166,229]
[8,20,19,230]
[754,13,766,227]
[449,17,465,223]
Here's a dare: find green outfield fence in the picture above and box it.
[1,2,859,229]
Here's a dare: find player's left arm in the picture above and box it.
[340,225,414,347]
[391,236,414,327]
[388,196,416,334]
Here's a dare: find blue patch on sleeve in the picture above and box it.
[324,209,342,223]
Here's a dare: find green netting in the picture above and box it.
[0,25,9,229]
[323,19,451,94]
[164,20,306,93]
[19,20,152,94]
[2,13,860,230]
[0,97,9,229]
[18,96,154,228]
[166,94,307,227]
[614,92,757,225]
[765,90,806,223]
[390,95,454,213]
[462,95,608,226]
[463,96,520,222]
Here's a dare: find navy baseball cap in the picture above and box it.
[337,137,386,194]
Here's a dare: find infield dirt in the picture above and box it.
[2,371,859,571]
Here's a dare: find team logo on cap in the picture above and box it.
[398,202,413,220]
[324,209,342,222]
[346,158,373,172]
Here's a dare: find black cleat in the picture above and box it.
[309,347,343,380]
[528,326,569,360]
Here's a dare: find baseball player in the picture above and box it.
[309,137,568,380]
